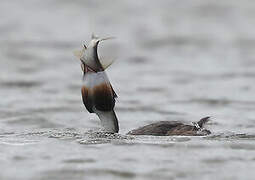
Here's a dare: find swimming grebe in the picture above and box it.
[127,117,211,136]
[74,34,211,136]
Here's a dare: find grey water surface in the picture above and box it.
[0,0,255,179]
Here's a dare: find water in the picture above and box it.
[0,0,255,179]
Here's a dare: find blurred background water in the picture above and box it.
[0,0,255,179]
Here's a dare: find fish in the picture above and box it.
[74,34,119,133]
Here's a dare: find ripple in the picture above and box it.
[116,105,185,115]
[63,158,95,164]
[205,133,255,140]
[3,40,75,49]
[0,139,39,146]
[141,36,211,49]
[202,158,226,164]
[137,87,166,93]
[85,169,136,178]
[229,143,255,150]
[128,56,149,64]
[78,138,112,145]
[40,169,87,180]
[173,98,255,107]
[41,168,136,179]
[5,116,60,128]
[1,80,42,89]
[12,155,27,161]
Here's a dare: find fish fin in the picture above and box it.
[73,50,83,58]
[99,57,115,70]
[73,47,86,59]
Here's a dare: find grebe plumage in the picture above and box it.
[127,117,211,136]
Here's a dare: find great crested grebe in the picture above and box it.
[74,34,118,133]
[73,34,211,136]
[127,117,211,136]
